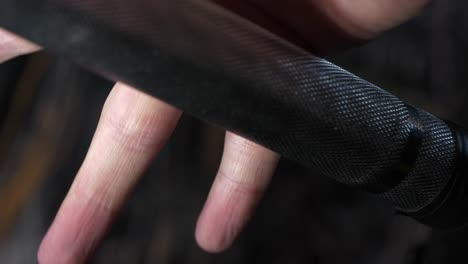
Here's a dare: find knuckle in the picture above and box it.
[216,169,263,196]
[100,107,166,151]
[228,133,258,150]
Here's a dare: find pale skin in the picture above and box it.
[0,0,430,263]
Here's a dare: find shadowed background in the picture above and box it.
[1,0,467,263]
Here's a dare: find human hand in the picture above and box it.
[0,0,430,263]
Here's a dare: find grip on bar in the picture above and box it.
[0,0,467,228]
[406,123,468,228]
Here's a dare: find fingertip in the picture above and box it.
[195,223,231,254]
[195,134,279,254]
[37,194,115,264]
[37,237,74,264]
[195,200,233,254]
[38,202,78,264]
[37,243,53,264]
[195,175,262,254]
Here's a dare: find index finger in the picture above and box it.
[38,83,182,263]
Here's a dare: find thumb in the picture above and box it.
[215,0,431,53]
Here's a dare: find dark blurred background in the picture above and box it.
[1,0,468,263]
